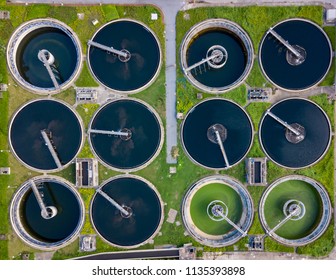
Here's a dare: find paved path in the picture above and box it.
[268,86,335,103]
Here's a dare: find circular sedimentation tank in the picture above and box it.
[181,99,253,169]
[10,176,85,250]
[88,99,163,172]
[87,19,161,93]
[90,175,164,248]
[259,18,332,91]
[7,19,82,94]
[182,176,253,247]
[259,98,331,169]
[180,19,254,93]
[259,176,331,246]
[9,99,84,172]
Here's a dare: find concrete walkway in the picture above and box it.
[268,86,335,103]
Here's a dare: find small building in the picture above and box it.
[248,88,271,101]
[76,87,98,103]
[246,158,267,186]
[179,244,197,260]
[151,13,158,20]
[177,112,184,119]
[325,9,336,23]
[196,93,203,99]
[0,11,10,20]
[77,13,84,20]
[75,158,98,188]
[169,166,177,174]
[79,235,96,252]
[0,84,8,92]
[167,208,178,224]
[248,235,264,251]
[0,167,10,175]
[92,19,99,26]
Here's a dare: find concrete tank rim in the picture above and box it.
[87,18,162,94]
[180,97,254,170]
[6,18,83,95]
[258,17,333,92]
[180,18,254,94]
[258,97,332,170]
[87,97,164,173]
[89,174,164,249]
[9,175,85,251]
[8,98,85,173]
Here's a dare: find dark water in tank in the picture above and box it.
[16,27,78,88]
[10,100,82,170]
[88,21,160,91]
[260,20,331,90]
[182,99,253,168]
[91,177,162,247]
[90,100,161,170]
[21,181,81,242]
[186,30,247,88]
[260,99,330,168]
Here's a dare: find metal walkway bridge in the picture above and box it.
[29,180,49,218]
[89,128,129,137]
[41,130,62,169]
[266,110,301,136]
[215,130,230,168]
[88,40,128,58]
[216,209,247,236]
[96,188,129,216]
[268,28,303,59]
[267,207,300,236]
[38,50,60,89]
[185,53,221,72]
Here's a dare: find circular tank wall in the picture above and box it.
[259,18,332,91]
[87,19,161,93]
[90,175,164,248]
[182,175,253,247]
[7,18,82,94]
[180,19,254,93]
[10,176,85,250]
